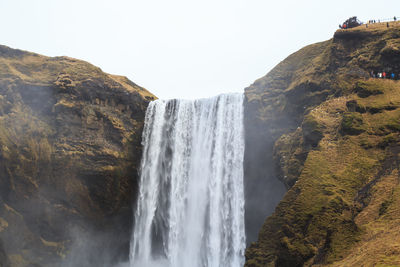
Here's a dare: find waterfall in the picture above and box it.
[130,93,245,267]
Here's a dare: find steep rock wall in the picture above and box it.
[244,23,400,266]
[0,45,155,267]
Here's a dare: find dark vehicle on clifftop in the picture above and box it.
[340,16,362,29]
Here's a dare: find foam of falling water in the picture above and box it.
[130,93,245,267]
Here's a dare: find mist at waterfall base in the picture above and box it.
[130,93,245,267]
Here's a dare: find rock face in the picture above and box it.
[244,23,400,266]
[0,45,155,267]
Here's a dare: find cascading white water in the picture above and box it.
[130,93,245,267]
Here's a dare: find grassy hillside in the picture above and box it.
[244,22,400,266]
[0,45,155,267]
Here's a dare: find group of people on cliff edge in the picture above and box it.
[370,70,399,80]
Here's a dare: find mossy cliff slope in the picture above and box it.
[0,45,155,266]
[245,22,400,266]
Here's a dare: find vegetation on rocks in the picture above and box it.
[0,45,155,267]
[245,22,400,266]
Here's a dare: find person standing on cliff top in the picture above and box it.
[395,16,397,21]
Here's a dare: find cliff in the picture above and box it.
[0,45,155,266]
[244,22,400,266]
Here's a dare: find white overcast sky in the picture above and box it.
[0,1,399,99]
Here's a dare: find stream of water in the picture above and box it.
[130,93,245,267]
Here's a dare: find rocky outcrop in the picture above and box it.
[0,45,155,266]
[244,23,400,266]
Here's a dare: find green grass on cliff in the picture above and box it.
[247,78,400,266]
[245,23,400,266]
